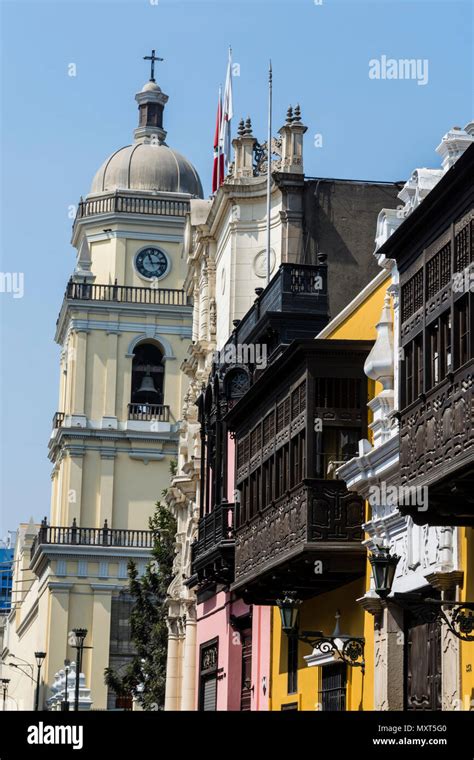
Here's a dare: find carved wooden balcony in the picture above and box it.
[231,479,365,605]
[399,359,474,525]
[190,501,235,598]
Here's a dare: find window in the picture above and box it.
[314,377,362,410]
[455,296,471,368]
[316,427,360,478]
[319,663,347,711]
[240,630,253,711]
[199,639,218,711]
[401,269,423,322]
[403,335,423,406]
[287,636,298,694]
[427,313,452,389]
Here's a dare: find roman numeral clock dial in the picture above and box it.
[135,247,169,280]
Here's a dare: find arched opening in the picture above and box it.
[131,342,164,408]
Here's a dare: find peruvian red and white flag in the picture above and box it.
[212,87,224,193]
[219,47,234,173]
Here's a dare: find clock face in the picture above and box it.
[135,247,169,280]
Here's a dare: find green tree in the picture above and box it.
[104,498,177,710]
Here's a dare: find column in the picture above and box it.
[71,329,88,420]
[63,452,84,525]
[46,584,72,695]
[373,606,404,710]
[164,617,181,711]
[103,330,118,427]
[181,603,197,710]
[97,453,115,527]
[89,586,113,710]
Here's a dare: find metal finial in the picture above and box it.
[238,118,245,137]
[244,117,252,136]
[286,106,293,124]
[293,104,302,122]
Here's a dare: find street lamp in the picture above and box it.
[276,594,365,672]
[370,545,474,642]
[62,659,71,712]
[276,593,301,634]
[72,629,88,711]
[34,652,46,711]
[369,545,400,598]
[1,678,10,711]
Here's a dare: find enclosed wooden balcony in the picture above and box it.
[226,339,372,604]
[190,502,235,599]
[232,479,365,604]
[399,359,474,525]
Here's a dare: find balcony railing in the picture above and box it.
[234,262,328,345]
[74,193,189,223]
[65,280,189,307]
[30,520,154,559]
[128,403,170,422]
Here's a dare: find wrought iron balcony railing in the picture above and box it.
[65,279,189,307]
[30,520,154,559]
[128,403,170,422]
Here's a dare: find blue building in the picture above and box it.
[0,546,13,612]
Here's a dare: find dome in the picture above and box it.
[90,142,203,197]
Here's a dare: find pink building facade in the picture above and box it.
[195,594,271,711]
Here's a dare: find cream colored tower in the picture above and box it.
[2,72,202,710]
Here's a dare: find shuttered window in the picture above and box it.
[199,639,218,712]
[201,676,217,711]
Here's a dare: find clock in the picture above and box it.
[135,247,169,280]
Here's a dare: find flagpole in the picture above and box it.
[266,60,273,286]
[219,84,222,189]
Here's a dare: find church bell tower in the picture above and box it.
[31,57,202,709]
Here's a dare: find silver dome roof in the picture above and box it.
[90,142,203,197]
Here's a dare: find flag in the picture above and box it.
[219,47,234,172]
[212,87,224,193]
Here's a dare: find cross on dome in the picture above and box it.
[143,49,164,82]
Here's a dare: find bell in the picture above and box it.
[136,369,159,396]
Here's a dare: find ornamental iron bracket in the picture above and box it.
[294,630,365,674]
[391,593,474,642]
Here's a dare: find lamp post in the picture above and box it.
[72,629,88,711]
[1,678,10,711]
[62,659,71,712]
[34,652,46,711]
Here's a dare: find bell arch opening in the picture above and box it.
[131,341,164,407]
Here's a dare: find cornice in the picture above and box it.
[55,301,192,345]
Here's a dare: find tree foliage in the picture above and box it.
[104,499,177,710]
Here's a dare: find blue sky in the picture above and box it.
[0,0,472,537]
